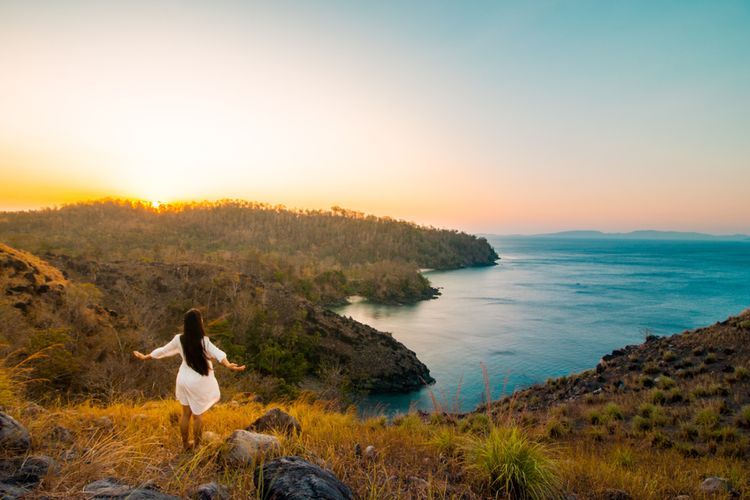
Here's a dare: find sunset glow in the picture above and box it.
[1,1,749,233]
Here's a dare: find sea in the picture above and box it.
[334,236,750,415]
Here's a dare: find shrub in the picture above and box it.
[638,403,658,419]
[729,366,748,383]
[459,413,491,435]
[643,363,660,375]
[611,446,635,468]
[640,376,655,388]
[656,376,676,390]
[430,426,460,457]
[692,347,705,356]
[649,431,673,449]
[545,417,572,439]
[705,353,717,364]
[588,410,604,426]
[463,426,559,499]
[661,350,676,362]
[666,388,684,404]
[691,383,727,398]
[694,407,720,430]
[736,405,750,428]
[603,403,624,421]
[677,423,699,441]
[632,416,652,432]
[583,393,599,405]
[650,390,666,405]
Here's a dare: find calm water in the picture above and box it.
[335,236,750,415]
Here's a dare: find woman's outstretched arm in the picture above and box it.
[220,358,246,372]
[204,337,245,371]
[133,335,181,361]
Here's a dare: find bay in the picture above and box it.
[335,236,750,415]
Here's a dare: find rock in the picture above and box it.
[247,408,301,435]
[254,456,353,500]
[364,445,377,460]
[84,478,133,497]
[700,477,733,494]
[601,489,631,500]
[83,478,183,499]
[223,430,280,466]
[46,425,75,444]
[0,482,29,500]
[0,412,31,455]
[1,455,59,488]
[191,482,229,500]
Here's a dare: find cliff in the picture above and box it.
[0,243,433,398]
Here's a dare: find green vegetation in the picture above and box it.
[463,426,559,499]
[0,199,498,306]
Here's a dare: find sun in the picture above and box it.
[150,200,162,209]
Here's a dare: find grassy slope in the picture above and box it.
[4,311,749,499]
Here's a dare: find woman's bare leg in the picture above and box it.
[180,405,192,449]
[192,413,203,447]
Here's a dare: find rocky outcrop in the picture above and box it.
[247,408,301,435]
[223,430,281,466]
[48,254,434,393]
[490,309,750,414]
[0,455,58,488]
[0,413,31,454]
[254,456,353,500]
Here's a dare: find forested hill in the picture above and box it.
[0,199,498,305]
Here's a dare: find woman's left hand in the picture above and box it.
[133,351,149,361]
[227,362,246,372]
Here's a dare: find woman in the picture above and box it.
[133,308,245,450]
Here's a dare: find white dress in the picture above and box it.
[150,334,227,415]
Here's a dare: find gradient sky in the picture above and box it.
[1,0,748,234]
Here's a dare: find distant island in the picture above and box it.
[497,230,750,241]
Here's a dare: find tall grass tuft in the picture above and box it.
[463,426,559,499]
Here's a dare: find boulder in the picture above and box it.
[0,482,28,500]
[247,408,301,435]
[223,430,280,466]
[83,478,132,497]
[255,455,353,500]
[191,482,230,500]
[1,455,59,488]
[0,413,31,455]
[83,478,182,499]
[700,477,734,494]
[46,425,75,444]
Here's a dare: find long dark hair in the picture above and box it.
[181,308,209,376]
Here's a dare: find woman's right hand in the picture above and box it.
[132,351,150,361]
[222,359,246,372]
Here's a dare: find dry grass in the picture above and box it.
[0,385,747,499]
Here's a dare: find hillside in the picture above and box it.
[0,243,433,401]
[1,310,748,499]
[0,199,499,306]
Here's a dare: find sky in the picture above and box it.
[1,0,748,234]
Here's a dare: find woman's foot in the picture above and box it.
[183,440,195,452]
